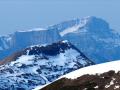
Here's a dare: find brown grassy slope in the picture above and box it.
[0,51,24,65]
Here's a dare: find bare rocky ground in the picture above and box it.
[41,70,120,90]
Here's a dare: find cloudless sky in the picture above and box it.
[0,0,120,35]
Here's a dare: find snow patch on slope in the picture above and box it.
[60,17,89,36]
[18,28,47,32]
[10,55,35,66]
[62,60,120,79]
[60,24,82,36]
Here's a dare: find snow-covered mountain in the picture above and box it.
[0,16,120,63]
[0,41,94,90]
[39,60,120,90]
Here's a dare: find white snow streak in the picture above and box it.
[62,60,120,79]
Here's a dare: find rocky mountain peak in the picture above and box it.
[0,41,94,90]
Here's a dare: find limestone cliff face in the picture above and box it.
[0,29,61,60]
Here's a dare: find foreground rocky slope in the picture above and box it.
[39,60,120,90]
[0,41,94,90]
[40,71,120,90]
[0,16,120,63]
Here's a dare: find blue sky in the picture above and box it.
[0,0,120,35]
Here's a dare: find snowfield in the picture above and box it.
[63,60,120,79]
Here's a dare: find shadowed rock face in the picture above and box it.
[26,41,74,56]
[41,70,120,90]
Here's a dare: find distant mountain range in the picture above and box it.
[39,60,120,90]
[0,16,120,63]
[0,41,94,90]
